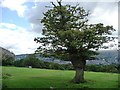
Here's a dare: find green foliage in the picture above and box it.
[14,59,24,67]
[34,1,115,61]
[85,64,118,73]
[23,54,41,68]
[2,53,15,66]
[14,58,118,73]
[14,58,73,70]
[14,55,41,68]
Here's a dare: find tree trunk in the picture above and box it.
[73,68,84,83]
[71,60,86,83]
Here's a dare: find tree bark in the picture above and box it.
[71,59,86,83]
[73,67,85,83]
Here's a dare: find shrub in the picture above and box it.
[23,54,40,68]
[2,54,15,66]
[14,55,118,73]
[85,64,118,73]
[14,59,24,67]
[14,54,41,68]
[64,64,74,70]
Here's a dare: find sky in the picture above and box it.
[0,0,119,55]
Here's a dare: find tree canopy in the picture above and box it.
[34,1,115,60]
[34,0,115,83]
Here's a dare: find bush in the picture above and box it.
[14,54,41,68]
[64,64,74,70]
[2,54,15,66]
[85,65,100,72]
[23,54,40,68]
[39,60,46,68]
[14,59,24,67]
[85,64,118,73]
[14,55,118,73]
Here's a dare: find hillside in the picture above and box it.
[87,49,118,65]
[15,49,118,65]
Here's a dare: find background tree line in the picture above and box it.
[13,54,119,73]
[2,54,119,73]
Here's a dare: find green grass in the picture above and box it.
[2,66,119,88]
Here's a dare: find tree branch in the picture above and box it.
[57,0,62,7]
[51,2,56,7]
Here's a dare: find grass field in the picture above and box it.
[2,66,119,88]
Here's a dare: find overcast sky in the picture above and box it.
[0,0,119,55]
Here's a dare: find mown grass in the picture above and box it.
[2,66,119,88]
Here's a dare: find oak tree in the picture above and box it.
[34,0,115,83]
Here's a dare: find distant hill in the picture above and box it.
[15,54,71,64]
[86,50,118,65]
[15,49,118,65]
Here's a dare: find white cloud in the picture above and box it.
[30,23,43,33]
[89,5,118,28]
[102,38,118,50]
[0,23,40,55]
[24,2,49,33]
[88,2,118,36]
[1,1,118,55]
[1,0,29,17]
[0,23,22,30]
[25,1,118,36]
[25,2,48,23]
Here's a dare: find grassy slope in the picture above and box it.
[2,66,118,88]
